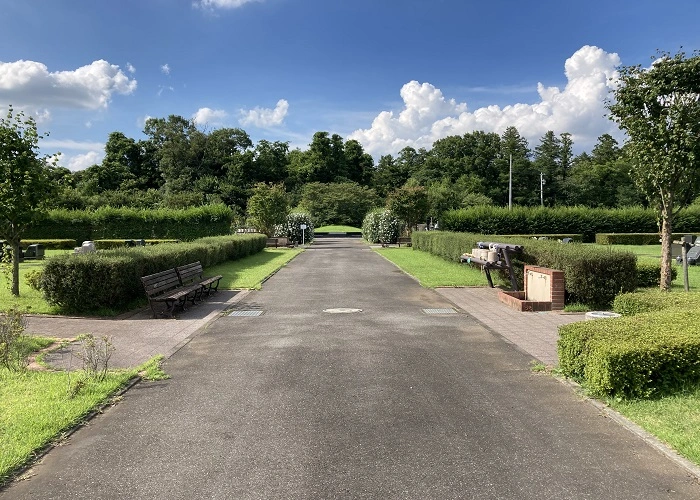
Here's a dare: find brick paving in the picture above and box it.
[26,290,250,369]
[25,286,586,370]
[435,287,585,366]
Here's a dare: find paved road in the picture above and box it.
[4,239,699,499]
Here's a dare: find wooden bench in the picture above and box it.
[397,237,412,247]
[176,261,223,297]
[266,238,279,248]
[141,268,203,318]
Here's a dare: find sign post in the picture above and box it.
[300,224,307,245]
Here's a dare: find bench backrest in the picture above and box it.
[141,269,182,298]
[176,261,204,285]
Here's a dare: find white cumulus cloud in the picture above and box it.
[65,150,104,172]
[0,59,137,113]
[239,99,288,128]
[349,45,622,156]
[161,63,170,75]
[195,0,261,9]
[193,107,228,126]
[126,62,136,74]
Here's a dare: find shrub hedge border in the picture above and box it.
[38,233,267,313]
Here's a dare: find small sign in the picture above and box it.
[300,224,307,230]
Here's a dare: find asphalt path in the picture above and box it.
[4,238,699,499]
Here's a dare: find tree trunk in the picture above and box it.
[659,198,674,291]
[11,239,20,296]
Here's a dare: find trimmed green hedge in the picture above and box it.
[558,309,700,397]
[38,234,266,313]
[595,233,688,245]
[24,205,234,243]
[93,239,179,250]
[19,239,77,250]
[440,206,700,242]
[412,231,636,307]
[613,289,700,316]
[635,262,678,288]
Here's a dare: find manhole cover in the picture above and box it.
[228,310,264,317]
[323,308,363,314]
[422,308,457,315]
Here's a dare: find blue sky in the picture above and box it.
[1,0,699,170]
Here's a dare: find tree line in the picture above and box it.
[46,116,646,221]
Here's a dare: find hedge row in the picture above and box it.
[411,231,637,308]
[38,234,266,313]
[18,239,77,250]
[595,233,690,245]
[613,289,700,316]
[440,206,700,242]
[558,309,700,397]
[92,239,179,250]
[24,205,234,243]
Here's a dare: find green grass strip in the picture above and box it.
[375,247,488,287]
[608,386,700,465]
[315,225,362,232]
[206,247,303,290]
[0,367,136,483]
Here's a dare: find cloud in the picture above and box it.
[349,45,622,156]
[195,0,261,10]
[193,107,228,126]
[0,59,137,114]
[64,150,104,172]
[239,99,288,128]
[126,62,136,74]
[42,139,105,151]
[161,63,170,75]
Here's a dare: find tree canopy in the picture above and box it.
[607,49,700,289]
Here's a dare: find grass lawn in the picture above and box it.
[315,225,362,233]
[608,387,700,465]
[0,337,167,485]
[595,244,700,291]
[0,250,69,315]
[375,247,488,287]
[206,247,303,290]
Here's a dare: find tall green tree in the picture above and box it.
[0,107,56,296]
[607,49,700,289]
[533,131,562,206]
[246,183,289,237]
[387,183,430,235]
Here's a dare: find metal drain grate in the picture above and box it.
[422,308,457,315]
[228,310,264,317]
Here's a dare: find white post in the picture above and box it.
[508,154,512,210]
[540,172,545,207]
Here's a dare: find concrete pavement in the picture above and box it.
[5,238,700,499]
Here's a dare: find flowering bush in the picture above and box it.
[362,208,399,244]
[277,212,314,244]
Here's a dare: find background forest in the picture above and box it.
[48,115,647,227]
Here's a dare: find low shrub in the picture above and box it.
[23,205,234,242]
[92,239,179,250]
[412,231,637,308]
[38,234,266,313]
[558,309,700,397]
[613,289,700,316]
[362,209,400,244]
[635,261,678,288]
[19,239,77,250]
[440,205,700,243]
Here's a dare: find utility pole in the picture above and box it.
[508,154,512,210]
[540,172,545,207]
